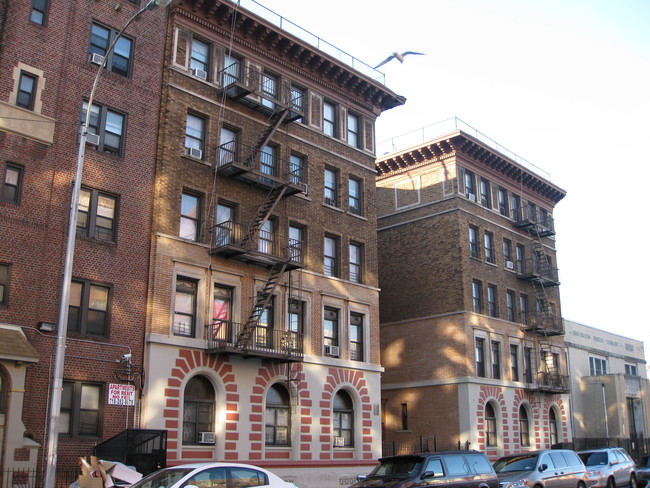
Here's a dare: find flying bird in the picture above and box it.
[374,51,425,69]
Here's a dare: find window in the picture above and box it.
[266,384,290,446]
[589,356,608,376]
[348,177,363,215]
[491,341,501,379]
[180,192,201,241]
[81,101,126,156]
[506,290,516,322]
[288,299,304,335]
[184,113,205,158]
[519,294,528,324]
[401,403,408,431]
[183,375,215,445]
[261,71,278,109]
[479,177,491,208]
[255,297,274,348]
[469,226,479,258]
[2,164,23,204]
[215,203,235,246]
[503,239,513,268]
[511,194,521,220]
[230,468,268,487]
[515,244,525,273]
[30,0,49,25]
[485,402,497,446]
[487,285,497,318]
[222,53,242,85]
[349,242,363,283]
[288,224,304,263]
[324,307,339,350]
[289,84,305,122]
[260,144,277,179]
[464,169,476,200]
[289,154,305,187]
[519,405,530,446]
[68,280,110,337]
[77,188,118,242]
[16,72,37,110]
[625,364,638,376]
[89,23,133,77]
[349,313,364,361]
[472,280,483,314]
[484,232,495,264]
[190,38,209,79]
[324,235,339,277]
[549,408,558,446]
[323,101,336,137]
[0,264,10,307]
[218,126,238,165]
[258,218,274,255]
[524,347,533,383]
[212,284,232,343]
[61,381,102,437]
[324,167,338,207]
[174,277,197,337]
[498,188,508,216]
[510,345,519,381]
[347,113,360,147]
[475,338,486,378]
[333,390,353,447]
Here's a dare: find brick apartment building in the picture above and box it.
[137,0,403,486]
[375,121,568,459]
[0,0,167,481]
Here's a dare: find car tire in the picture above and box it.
[607,478,616,488]
[578,482,587,488]
[630,476,638,488]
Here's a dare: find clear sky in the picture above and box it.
[259,0,650,361]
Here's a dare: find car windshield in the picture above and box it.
[641,456,650,468]
[579,452,608,466]
[369,457,424,478]
[494,454,539,473]
[129,468,194,488]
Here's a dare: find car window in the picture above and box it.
[466,454,494,475]
[425,458,445,477]
[581,452,607,466]
[540,453,556,470]
[374,457,424,477]
[494,454,539,473]
[561,451,582,468]
[549,452,568,468]
[229,467,267,487]
[187,468,227,488]
[613,450,627,463]
[443,455,470,476]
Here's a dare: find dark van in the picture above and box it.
[348,450,499,488]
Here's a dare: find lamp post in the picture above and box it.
[44,1,171,486]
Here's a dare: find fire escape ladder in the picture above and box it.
[236,261,288,348]
[239,185,288,249]
[245,109,289,167]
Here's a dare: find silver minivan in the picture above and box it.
[494,450,588,488]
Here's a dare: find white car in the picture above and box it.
[128,462,299,488]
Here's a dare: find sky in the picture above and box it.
[258,0,650,361]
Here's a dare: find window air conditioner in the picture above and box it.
[324,345,340,357]
[333,436,345,447]
[467,193,477,202]
[185,146,203,159]
[506,261,515,270]
[86,132,100,145]
[198,432,216,444]
[190,68,208,80]
[89,52,105,66]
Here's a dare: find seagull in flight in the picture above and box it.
[374,51,425,69]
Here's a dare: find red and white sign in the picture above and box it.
[108,383,135,406]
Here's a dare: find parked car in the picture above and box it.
[636,455,650,487]
[127,462,299,488]
[493,449,588,488]
[347,450,499,488]
[577,447,637,488]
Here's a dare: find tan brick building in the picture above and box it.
[376,121,568,460]
[139,1,403,486]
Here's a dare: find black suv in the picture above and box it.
[348,450,499,488]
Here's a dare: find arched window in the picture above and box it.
[183,375,215,445]
[549,407,558,446]
[485,402,497,447]
[519,405,530,447]
[333,390,354,447]
[265,384,290,446]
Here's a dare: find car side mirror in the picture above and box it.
[422,471,436,480]
[357,475,367,481]
[539,464,548,472]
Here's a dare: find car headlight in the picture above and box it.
[588,469,604,478]
[508,478,529,488]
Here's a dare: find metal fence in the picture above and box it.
[1,468,79,488]
[382,437,472,457]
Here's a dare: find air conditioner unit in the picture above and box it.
[333,436,345,447]
[190,68,208,80]
[467,193,477,202]
[185,146,203,159]
[89,52,105,66]
[86,132,100,145]
[324,345,340,357]
[506,260,515,270]
[198,432,216,444]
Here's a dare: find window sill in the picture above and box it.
[347,211,367,221]
[322,202,344,213]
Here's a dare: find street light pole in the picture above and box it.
[44,1,171,486]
